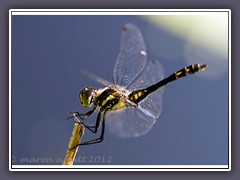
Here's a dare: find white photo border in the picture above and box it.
[9,9,231,171]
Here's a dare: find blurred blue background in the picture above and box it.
[11,15,228,165]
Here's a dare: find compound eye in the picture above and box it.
[79,88,95,107]
[85,89,93,98]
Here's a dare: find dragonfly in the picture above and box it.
[69,23,207,146]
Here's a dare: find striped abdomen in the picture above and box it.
[128,64,207,104]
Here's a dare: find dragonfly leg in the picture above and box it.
[70,111,106,149]
[68,107,96,121]
[71,111,100,133]
[81,111,103,133]
[67,107,98,133]
[79,111,106,146]
[78,107,96,120]
[77,112,101,133]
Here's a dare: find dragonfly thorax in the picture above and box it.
[79,87,97,108]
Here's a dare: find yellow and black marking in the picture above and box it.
[174,64,206,79]
[129,64,207,104]
[96,88,127,111]
[129,89,146,103]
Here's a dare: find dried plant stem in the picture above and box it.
[63,118,85,165]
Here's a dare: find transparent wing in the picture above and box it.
[113,23,147,87]
[107,60,164,138]
[107,108,156,138]
[81,69,111,86]
[129,60,165,119]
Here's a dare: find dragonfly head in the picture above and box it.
[79,87,97,108]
